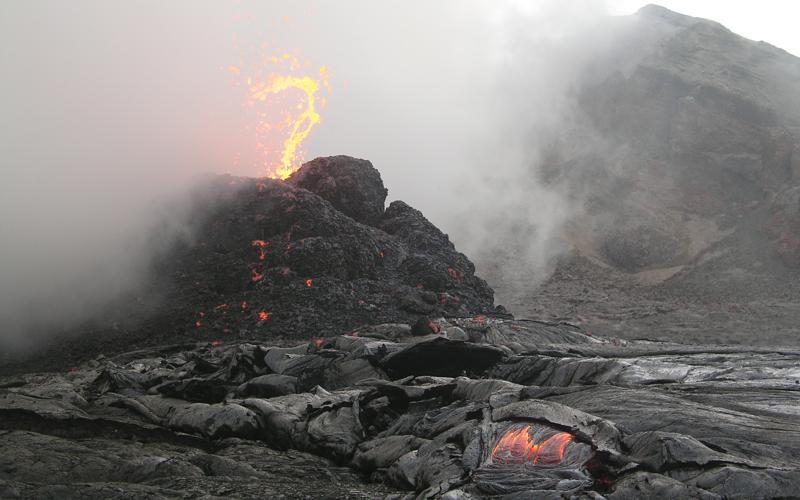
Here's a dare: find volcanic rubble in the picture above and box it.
[2,156,800,499]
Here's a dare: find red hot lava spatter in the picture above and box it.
[252,240,269,261]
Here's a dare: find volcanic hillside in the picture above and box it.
[1,156,499,374]
[504,5,800,346]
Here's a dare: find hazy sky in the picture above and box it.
[610,1,800,56]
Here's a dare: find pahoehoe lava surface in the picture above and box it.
[2,318,798,498]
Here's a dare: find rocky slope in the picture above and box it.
[499,5,800,346]
[1,156,498,374]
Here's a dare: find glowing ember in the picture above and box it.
[251,268,264,283]
[210,340,221,347]
[312,338,324,348]
[491,426,574,466]
[378,250,385,259]
[252,240,269,261]
[245,54,330,180]
[258,311,270,321]
[305,279,313,288]
[214,303,228,311]
[240,301,248,311]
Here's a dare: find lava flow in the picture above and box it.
[491,426,574,466]
[243,54,330,180]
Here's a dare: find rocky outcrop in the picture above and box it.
[287,155,388,226]
[2,156,497,374]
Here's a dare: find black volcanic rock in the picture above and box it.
[163,160,496,345]
[2,317,798,498]
[1,156,495,371]
[287,155,388,226]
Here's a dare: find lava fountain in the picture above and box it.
[238,54,330,180]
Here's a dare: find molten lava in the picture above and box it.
[305,279,313,288]
[252,240,269,261]
[491,426,574,466]
[244,54,330,180]
[258,311,270,321]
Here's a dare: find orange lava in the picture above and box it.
[252,240,269,261]
[305,279,313,288]
[243,54,330,179]
[491,426,574,466]
[258,311,270,321]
